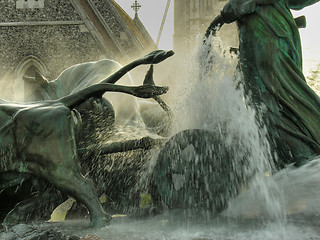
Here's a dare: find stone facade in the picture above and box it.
[0,0,155,101]
[0,1,80,22]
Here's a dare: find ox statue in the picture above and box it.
[0,50,173,227]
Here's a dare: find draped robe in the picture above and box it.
[237,0,320,166]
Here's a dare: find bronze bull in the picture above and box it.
[0,50,173,227]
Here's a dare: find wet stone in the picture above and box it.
[0,223,79,240]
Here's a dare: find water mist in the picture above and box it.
[173,35,286,222]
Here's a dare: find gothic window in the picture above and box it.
[14,55,48,101]
[16,0,44,9]
[24,65,37,77]
[23,65,44,101]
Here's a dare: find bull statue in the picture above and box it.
[0,50,173,227]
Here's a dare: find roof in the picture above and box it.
[71,0,156,62]
[110,0,156,51]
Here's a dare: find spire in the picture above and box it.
[131,0,141,18]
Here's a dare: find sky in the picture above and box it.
[292,4,320,71]
[115,0,174,50]
[115,0,320,70]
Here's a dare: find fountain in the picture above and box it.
[1,0,320,238]
[0,50,172,228]
[152,0,319,221]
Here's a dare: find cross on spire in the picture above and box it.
[131,0,141,17]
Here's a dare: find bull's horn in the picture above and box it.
[139,50,174,65]
[59,51,173,109]
[143,65,155,86]
[100,50,174,84]
[143,65,172,116]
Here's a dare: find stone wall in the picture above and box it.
[0,24,108,100]
[0,0,153,101]
[0,25,105,74]
[0,0,80,22]
[0,0,110,101]
[173,0,237,55]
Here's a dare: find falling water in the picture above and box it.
[173,35,286,221]
[2,40,320,240]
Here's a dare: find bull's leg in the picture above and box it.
[26,162,110,227]
[46,169,111,227]
[14,106,110,227]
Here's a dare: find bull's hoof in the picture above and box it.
[89,215,111,228]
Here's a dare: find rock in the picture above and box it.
[0,223,79,240]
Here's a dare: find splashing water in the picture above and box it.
[3,39,320,240]
[173,36,286,220]
[142,37,320,239]
[43,42,320,239]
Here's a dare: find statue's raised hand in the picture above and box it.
[132,84,169,98]
[139,50,174,65]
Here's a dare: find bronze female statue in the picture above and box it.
[207,0,320,166]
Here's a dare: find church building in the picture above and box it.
[0,0,156,101]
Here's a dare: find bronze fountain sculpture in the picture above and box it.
[152,0,320,213]
[1,0,320,231]
[0,50,173,227]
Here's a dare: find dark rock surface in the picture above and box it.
[0,223,81,240]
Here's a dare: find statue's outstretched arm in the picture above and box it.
[206,0,307,37]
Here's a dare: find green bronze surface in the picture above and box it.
[214,0,320,166]
[0,50,172,227]
[236,0,320,166]
[153,0,320,213]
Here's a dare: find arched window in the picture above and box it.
[14,55,48,101]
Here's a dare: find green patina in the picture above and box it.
[152,0,320,213]
[0,50,173,226]
[220,0,320,165]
